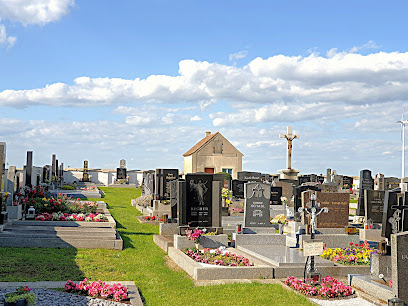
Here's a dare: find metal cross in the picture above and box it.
[389,197,408,233]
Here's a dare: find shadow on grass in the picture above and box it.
[119,233,135,249]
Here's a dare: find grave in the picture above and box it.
[82,160,90,182]
[270,186,282,205]
[169,179,179,218]
[244,182,271,227]
[343,176,353,189]
[117,159,127,181]
[294,185,321,222]
[391,231,408,304]
[143,171,155,196]
[231,179,245,198]
[237,171,261,182]
[381,190,408,240]
[25,151,33,187]
[155,169,179,200]
[356,169,374,216]
[364,190,385,223]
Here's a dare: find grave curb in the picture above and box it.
[0,281,143,306]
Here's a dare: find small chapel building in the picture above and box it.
[183,131,243,179]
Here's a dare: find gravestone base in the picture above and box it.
[278,168,300,180]
[299,233,360,249]
[370,253,392,278]
[359,228,382,242]
[173,234,228,249]
[6,205,22,220]
[178,226,223,235]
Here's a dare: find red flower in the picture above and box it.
[349,242,353,246]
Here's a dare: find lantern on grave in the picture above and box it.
[26,206,35,219]
[162,213,168,223]
[388,297,405,306]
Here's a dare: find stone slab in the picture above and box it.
[391,231,408,303]
[359,229,382,242]
[235,234,286,246]
[348,274,393,303]
[173,234,229,249]
[370,253,392,279]
[299,234,361,249]
[153,235,173,252]
[159,222,178,236]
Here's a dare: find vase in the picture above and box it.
[278,224,284,234]
[195,243,199,249]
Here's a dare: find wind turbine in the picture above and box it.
[397,106,408,192]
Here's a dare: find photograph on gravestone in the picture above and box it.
[185,173,213,227]
[232,179,245,198]
[244,182,271,227]
[381,191,408,239]
[237,171,262,182]
[364,190,385,223]
[270,186,282,205]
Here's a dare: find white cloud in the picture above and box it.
[0,24,16,47]
[350,40,380,53]
[0,0,75,25]
[3,51,408,108]
[229,50,248,61]
[190,115,202,121]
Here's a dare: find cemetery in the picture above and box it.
[0,126,407,305]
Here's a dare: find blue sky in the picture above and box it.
[1,1,408,177]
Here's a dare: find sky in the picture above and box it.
[1,1,408,177]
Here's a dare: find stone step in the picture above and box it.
[6,225,116,233]
[1,230,117,239]
[10,220,115,228]
[235,234,286,246]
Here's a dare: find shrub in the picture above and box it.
[61,185,75,190]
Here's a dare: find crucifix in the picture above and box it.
[389,196,408,234]
[298,192,329,283]
[279,126,299,169]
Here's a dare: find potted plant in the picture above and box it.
[3,286,36,306]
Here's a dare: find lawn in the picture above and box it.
[0,187,313,305]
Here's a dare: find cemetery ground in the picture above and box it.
[0,187,313,305]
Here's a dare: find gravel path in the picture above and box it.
[309,297,376,306]
[0,288,127,306]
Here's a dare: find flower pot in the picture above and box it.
[278,224,284,234]
[4,299,28,306]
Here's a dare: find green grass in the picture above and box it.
[0,187,313,305]
[349,199,358,204]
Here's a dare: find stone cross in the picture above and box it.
[279,126,299,169]
[389,198,408,234]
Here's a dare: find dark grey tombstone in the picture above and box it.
[42,165,50,183]
[298,175,311,185]
[179,173,222,228]
[6,166,16,206]
[270,186,282,205]
[117,168,127,180]
[25,151,33,187]
[169,179,178,219]
[237,171,262,182]
[317,176,325,184]
[177,180,186,225]
[364,190,385,223]
[0,142,5,192]
[55,159,59,180]
[154,169,162,199]
[356,169,374,216]
[161,169,179,200]
[391,231,408,304]
[82,160,90,182]
[244,182,271,227]
[384,177,400,191]
[51,154,56,178]
[343,176,353,189]
[36,174,40,186]
[294,185,321,221]
[382,190,408,239]
[232,179,245,198]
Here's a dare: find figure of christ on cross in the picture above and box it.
[279,126,299,169]
[389,196,408,233]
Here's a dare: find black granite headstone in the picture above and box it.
[270,186,283,205]
[317,176,325,184]
[356,169,374,216]
[343,176,353,189]
[169,179,178,218]
[117,168,127,180]
[294,185,321,222]
[237,171,262,182]
[232,179,245,198]
[364,190,385,223]
[298,175,311,185]
[51,154,56,178]
[382,190,408,239]
[244,182,271,227]
[161,169,179,200]
[25,151,33,187]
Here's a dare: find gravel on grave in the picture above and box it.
[0,288,127,306]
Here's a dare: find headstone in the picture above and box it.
[120,159,126,168]
[55,159,59,182]
[237,171,262,182]
[364,190,385,223]
[179,173,221,228]
[302,191,349,228]
[294,185,321,221]
[343,176,353,189]
[25,151,33,187]
[274,181,293,201]
[42,165,50,184]
[231,179,245,198]
[6,166,16,206]
[169,179,179,218]
[0,142,6,192]
[51,154,56,178]
[326,169,331,183]
[391,231,408,304]
[117,168,127,180]
[319,183,339,193]
[144,172,154,195]
[298,175,311,185]
[155,169,179,200]
[244,182,271,227]
[270,186,282,205]
[82,160,90,182]
[384,177,400,191]
[381,191,408,239]
[356,169,374,216]
[36,174,40,186]
[317,175,325,184]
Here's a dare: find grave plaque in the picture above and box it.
[237,171,262,182]
[303,191,349,228]
[303,241,324,256]
[382,191,408,239]
[270,186,282,205]
[232,179,245,198]
[356,169,374,216]
[25,151,33,187]
[117,168,127,180]
[384,177,400,191]
[343,176,353,189]
[244,182,271,227]
[0,142,6,192]
[391,231,408,304]
[184,173,217,227]
[364,190,385,223]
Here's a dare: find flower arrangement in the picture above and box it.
[35,212,106,222]
[285,276,354,298]
[270,214,287,225]
[281,197,288,205]
[321,240,376,265]
[231,207,244,213]
[4,286,36,306]
[64,279,128,302]
[184,246,253,267]
[222,188,232,205]
[144,215,156,221]
[185,227,206,244]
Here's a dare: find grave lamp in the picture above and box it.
[26,206,35,220]
[388,297,405,306]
